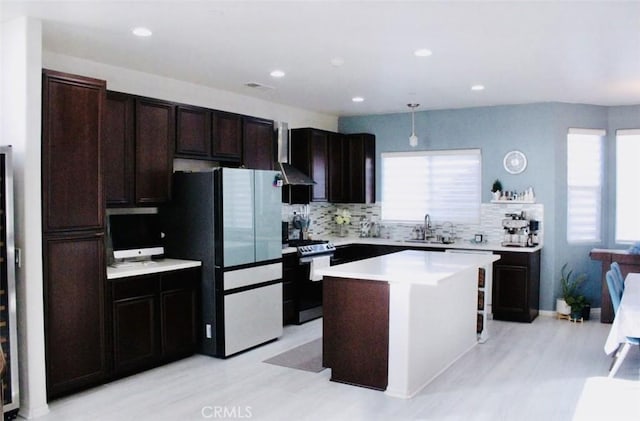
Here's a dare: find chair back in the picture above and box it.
[606,270,623,314]
[610,262,625,292]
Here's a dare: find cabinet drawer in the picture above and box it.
[112,276,157,300]
[161,268,199,291]
[494,251,528,266]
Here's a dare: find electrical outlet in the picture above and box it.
[15,248,22,268]
[206,324,212,338]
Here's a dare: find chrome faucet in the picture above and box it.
[424,214,432,240]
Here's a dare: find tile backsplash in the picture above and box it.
[282,202,544,246]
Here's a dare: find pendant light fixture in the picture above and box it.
[407,103,419,147]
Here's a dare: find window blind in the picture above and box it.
[381,149,481,223]
[615,130,640,242]
[567,129,604,243]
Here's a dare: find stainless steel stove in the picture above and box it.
[296,241,336,258]
[283,239,335,324]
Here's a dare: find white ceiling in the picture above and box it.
[2,0,640,116]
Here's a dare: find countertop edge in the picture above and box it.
[317,250,500,285]
[283,237,542,254]
[107,258,202,280]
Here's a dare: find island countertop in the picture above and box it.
[321,249,499,398]
[316,249,500,285]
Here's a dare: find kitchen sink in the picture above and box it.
[405,239,455,245]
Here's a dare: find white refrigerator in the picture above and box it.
[163,168,283,357]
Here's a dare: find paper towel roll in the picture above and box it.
[310,255,330,281]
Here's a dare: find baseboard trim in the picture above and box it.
[18,403,50,419]
[539,307,601,319]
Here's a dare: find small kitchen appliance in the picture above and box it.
[501,213,530,247]
[528,219,540,246]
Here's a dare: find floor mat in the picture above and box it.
[263,338,325,373]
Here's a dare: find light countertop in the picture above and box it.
[283,236,542,255]
[107,258,201,280]
[316,249,500,285]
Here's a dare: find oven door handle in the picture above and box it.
[298,253,334,265]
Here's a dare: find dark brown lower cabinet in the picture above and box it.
[492,250,540,322]
[323,276,389,390]
[111,276,157,376]
[44,233,106,399]
[109,267,199,378]
[160,271,199,360]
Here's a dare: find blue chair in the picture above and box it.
[610,262,625,292]
[606,270,640,377]
[606,270,623,314]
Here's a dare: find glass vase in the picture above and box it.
[338,224,347,237]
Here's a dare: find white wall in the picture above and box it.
[43,52,338,131]
[0,17,49,419]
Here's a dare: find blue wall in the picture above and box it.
[339,102,638,311]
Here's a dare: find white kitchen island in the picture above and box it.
[318,249,500,399]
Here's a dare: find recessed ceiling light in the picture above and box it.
[414,49,432,57]
[132,27,152,37]
[352,97,364,103]
[330,57,345,67]
[270,70,285,78]
[471,84,485,91]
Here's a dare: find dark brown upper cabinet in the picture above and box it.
[103,91,135,207]
[104,91,175,207]
[212,111,242,163]
[291,128,375,204]
[328,132,376,204]
[135,98,175,205]
[344,133,376,204]
[328,133,347,203]
[176,105,211,158]
[242,116,275,170]
[290,128,330,202]
[42,69,106,232]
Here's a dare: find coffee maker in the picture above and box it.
[528,220,540,246]
[502,213,529,247]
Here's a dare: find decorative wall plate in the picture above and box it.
[503,150,527,174]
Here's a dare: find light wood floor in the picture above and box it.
[36,316,639,421]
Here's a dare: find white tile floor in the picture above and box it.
[34,316,640,421]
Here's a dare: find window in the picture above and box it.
[616,130,640,243]
[381,149,481,223]
[566,128,604,243]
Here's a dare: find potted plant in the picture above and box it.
[491,179,502,200]
[565,294,588,321]
[557,263,587,319]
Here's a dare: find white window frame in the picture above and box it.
[615,129,640,243]
[566,128,604,244]
[380,149,481,224]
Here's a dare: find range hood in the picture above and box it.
[276,122,316,186]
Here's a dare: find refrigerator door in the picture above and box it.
[222,168,256,267]
[222,262,283,356]
[254,170,283,262]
